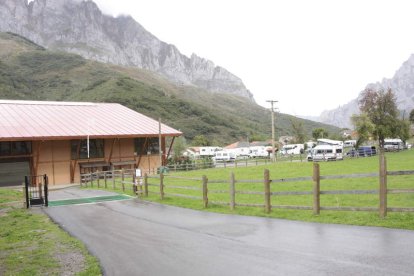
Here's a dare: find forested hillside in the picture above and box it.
[0,32,339,144]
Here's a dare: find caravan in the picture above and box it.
[199,147,222,157]
[308,145,343,161]
[281,144,304,155]
[249,146,269,158]
[308,139,344,161]
[214,150,236,162]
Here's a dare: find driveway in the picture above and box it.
[45,188,414,276]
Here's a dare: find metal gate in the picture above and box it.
[24,175,48,208]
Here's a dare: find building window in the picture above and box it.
[0,141,32,156]
[71,139,104,159]
[134,137,159,155]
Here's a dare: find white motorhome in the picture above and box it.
[199,147,222,157]
[308,144,344,161]
[249,146,269,158]
[384,139,404,151]
[317,139,343,147]
[214,150,236,162]
[281,144,304,155]
[230,147,251,158]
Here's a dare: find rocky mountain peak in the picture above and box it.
[0,0,254,101]
[318,54,414,128]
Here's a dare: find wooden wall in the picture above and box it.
[32,138,164,186]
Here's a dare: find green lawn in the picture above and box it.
[88,150,414,230]
[0,189,101,276]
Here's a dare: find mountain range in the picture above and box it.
[0,32,339,144]
[0,0,253,101]
[318,54,414,128]
[0,0,340,144]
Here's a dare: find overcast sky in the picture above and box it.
[93,0,414,117]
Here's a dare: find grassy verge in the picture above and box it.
[83,150,414,230]
[0,189,101,275]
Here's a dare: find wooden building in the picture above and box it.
[0,100,182,186]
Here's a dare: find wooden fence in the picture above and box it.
[80,169,138,193]
[81,155,414,218]
[166,155,312,172]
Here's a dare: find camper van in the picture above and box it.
[281,144,304,155]
[307,144,343,161]
[384,139,404,151]
[249,146,269,158]
[199,147,222,157]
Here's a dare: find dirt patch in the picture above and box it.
[55,250,86,276]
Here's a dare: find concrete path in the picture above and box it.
[44,188,414,276]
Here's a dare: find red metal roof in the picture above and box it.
[0,100,182,141]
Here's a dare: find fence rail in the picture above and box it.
[80,154,414,218]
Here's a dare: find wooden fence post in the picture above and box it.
[112,169,115,189]
[264,169,271,213]
[313,163,320,215]
[97,171,100,188]
[202,175,208,208]
[104,171,107,188]
[379,153,387,218]
[230,172,235,210]
[144,173,148,197]
[160,173,164,200]
[121,169,125,192]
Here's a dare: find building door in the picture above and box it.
[0,159,31,187]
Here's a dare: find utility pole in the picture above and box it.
[266,100,278,162]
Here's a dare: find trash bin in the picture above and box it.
[157,166,169,174]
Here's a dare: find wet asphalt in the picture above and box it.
[44,188,414,276]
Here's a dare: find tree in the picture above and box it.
[358,88,409,149]
[351,114,375,148]
[290,118,306,144]
[191,135,210,146]
[312,128,328,140]
[173,136,187,159]
[410,109,414,124]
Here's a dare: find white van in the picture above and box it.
[384,139,404,151]
[307,145,343,161]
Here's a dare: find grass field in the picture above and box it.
[87,150,414,230]
[0,189,101,276]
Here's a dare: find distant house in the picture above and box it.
[0,100,182,186]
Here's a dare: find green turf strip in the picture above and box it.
[49,195,131,206]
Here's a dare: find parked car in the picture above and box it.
[346,149,358,157]
[358,146,376,157]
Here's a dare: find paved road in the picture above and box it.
[45,188,414,276]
